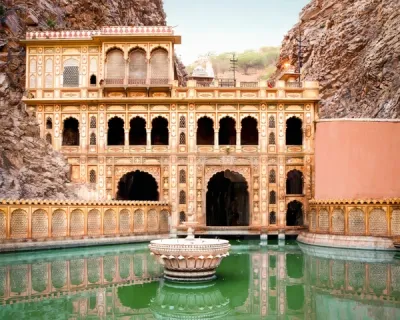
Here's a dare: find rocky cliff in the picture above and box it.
[0,0,185,199]
[275,0,400,118]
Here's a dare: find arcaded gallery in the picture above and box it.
[21,27,319,237]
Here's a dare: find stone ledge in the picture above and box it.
[0,234,170,252]
[297,232,396,251]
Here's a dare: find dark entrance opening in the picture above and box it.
[62,117,79,146]
[286,200,303,226]
[241,117,258,145]
[197,117,214,145]
[286,170,303,194]
[129,116,146,145]
[116,170,158,201]
[151,116,168,145]
[206,170,249,226]
[219,117,236,145]
[107,117,125,145]
[286,117,303,145]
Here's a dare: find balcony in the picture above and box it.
[240,82,258,88]
[286,81,303,88]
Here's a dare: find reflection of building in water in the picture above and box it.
[0,246,400,319]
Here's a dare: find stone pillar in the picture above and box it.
[146,128,151,151]
[124,128,129,147]
[236,126,241,152]
[214,130,219,152]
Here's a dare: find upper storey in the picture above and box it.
[22,26,319,103]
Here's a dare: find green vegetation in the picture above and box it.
[188,46,280,80]
[46,18,56,29]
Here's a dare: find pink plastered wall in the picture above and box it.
[315,120,400,200]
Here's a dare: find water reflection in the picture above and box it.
[0,242,399,319]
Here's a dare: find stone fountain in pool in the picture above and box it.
[149,222,230,282]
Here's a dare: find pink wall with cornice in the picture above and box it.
[315,120,400,200]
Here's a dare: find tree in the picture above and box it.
[237,50,264,75]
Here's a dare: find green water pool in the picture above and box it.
[0,240,399,319]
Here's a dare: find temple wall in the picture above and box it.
[315,120,400,200]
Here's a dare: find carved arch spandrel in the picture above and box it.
[204,166,251,186]
[114,166,161,196]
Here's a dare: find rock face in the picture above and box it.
[0,0,186,199]
[275,0,400,118]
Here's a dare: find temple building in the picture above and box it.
[22,26,320,237]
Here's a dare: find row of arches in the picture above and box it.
[106,47,168,84]
[2,208,169,240]
[59,116,303,147]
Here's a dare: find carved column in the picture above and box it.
[146,128,151,151]
[214,130,219,152]
[236,123,241,153]
[124,128,129,148]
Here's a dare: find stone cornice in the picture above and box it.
[309,199,400,205]
[0,199,169,206]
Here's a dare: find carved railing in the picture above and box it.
[105,78,124,85]
[286,81,302,88]
[308,199,400,237]
[240,81,258,88]
[0,199,170,242]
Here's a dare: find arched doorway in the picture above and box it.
[286,117,303,145]
[151,117,168,145]
[129,117,146,145]
[286,170,303,194]
[197,117,214,145]
[62,117,79,146]
[241,117,258,145]
[108,117,124,145]
[219,117,236,145]
[116,170,159,200]
[286,200,303,226]
[206,170,249,226]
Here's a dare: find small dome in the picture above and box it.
[192,65,208,77]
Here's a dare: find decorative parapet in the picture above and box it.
[308,199,400,237]
[25,26,174,40]
[0,199,171,242]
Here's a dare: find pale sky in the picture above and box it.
[164,0,310,65]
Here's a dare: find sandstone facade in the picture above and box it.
[275,0,400,118]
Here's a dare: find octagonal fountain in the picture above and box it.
[149,220,230,282]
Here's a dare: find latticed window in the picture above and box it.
[269,211,276,224]
[269,132,276,145]
[269,191,276,204]
[45,58,53,73]
[179,169,186,184]
[269,169,276,183]
[179,116,186,128]
[45,133,52,144]
[89,170,96,183]
[179,190,186,204]
[269,116,275,128]
[179,211,186,224]
[106,49,125,84]
[129,49,147,84]
[90,132,96,145]
[150,48,168,83]
[63,58,79,87]
[179,132,186,145]
[90,116,96,128]
[46,117,53,129]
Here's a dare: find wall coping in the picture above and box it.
[309,198,400,205]
[0,199,169,206]
[317,118,400,123]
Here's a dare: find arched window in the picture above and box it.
[90,132,96,145]
[269,169,276,183]
[286,117,303,145]
[241,116,258,145]
[269,132,276,145]
[63,58,79,87]
[30,58,37,73]
[286,201,303,226]
[30,75,36,88]
[62,117,79,146]
[45,74,53,88]
[45,133,52,144]
[179,190,186,204]
[219,117,236,145]
[179,132,186,145]
[179,211,186,224]
[197,117,214,145]
[45,58,53,73]
[107,117,124,145]
[269,115,275,128]
[46,117,53,129]
[105,49,125,85]
[128,48,147,84]
[269,211,276,225]
[269,191,276,204]
[151,116,169,145]
[150,48,168,84]
[179,116,186,128]
[90,74,97,86]
[89,170,96,183]
[286,170,303,194]
[90,116,96,128]
[179,169,186,184]
[129,116,146,145]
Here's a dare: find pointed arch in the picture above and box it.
[129,116,146,145]
[46,117,53,129]
[179,169,186,184]
[269,115,275,128]
[151,116,169,145]
[128,48,147,84]
[150,48,168,84]
[90,116,96,128]
[269,169,276,183]
[269,132,276,145]
[197,117,214,145]
[269,190,276,204]
[90,132,96,145]
[179,132,186,145]
[241,116,258,145]
[286,200,303,226]
[106,48,125,85]
[107,116,124,145]
[219,116,236,145]
[117,170,159,201]
[179,190,186,204]
[89,169,96,183]
[286,116,303,145]
[62,117,79,146]
[179,115,186,128]
[286,169,303,194]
